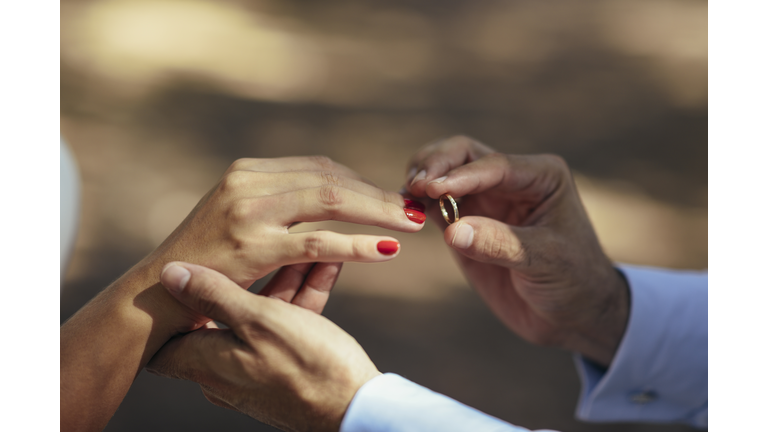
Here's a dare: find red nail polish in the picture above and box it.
[377,240,400,255]
[403,199,426,212]
[404,208,426,224]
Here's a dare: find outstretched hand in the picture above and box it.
[137,156,427,334]
[60,156,422,432]
[406,136,629,366]
[147,262,380,432]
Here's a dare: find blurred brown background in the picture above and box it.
[60,0,707,431]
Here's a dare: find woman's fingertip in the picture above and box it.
[377,240,400,255]
[161,263,192,294]
[428,175,448,185]
[404,208,426,224]
[403,199,426,212]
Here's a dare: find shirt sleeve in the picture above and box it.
[574,264,708,428]
[60,137,81,281]
[340,373,558,432]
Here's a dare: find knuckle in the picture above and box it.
[484,152,514,172]
[193,280,223,319]
[350,237,366,260]
[226,198,254,224]
[480,226,516,263]
[219,170,250,195]
[449,134,477,146]
[310,155,335,171]
[319,170,342,187]
[222,347,254,376]
[488,229,508,261]
[318,184,343,208]
[228,158,255,172]
[542,154,570,173]
[486,152,508,164]
[380,201,399,220]
[382,190,401,204]
[302,233,328,260]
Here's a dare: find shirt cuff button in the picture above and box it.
[629,391,657,404]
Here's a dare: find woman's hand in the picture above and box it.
[60,156,425,432]
[405,136,628,366]
[137,156,427,333]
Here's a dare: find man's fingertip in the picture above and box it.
[410,170,427,186]
[406,167,417,183]
[161,263,192,294]
[451,222,474,250]
[428,176,447,185]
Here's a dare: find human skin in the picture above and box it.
[145,139,630,432]
[148,262,380,432]
[59,156,426,432]
[405,136,629,366]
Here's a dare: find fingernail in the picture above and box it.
[410,170,426,186]
[406,167,417,183]
[451,223,474,249]
[403,199,426,212]
[428,176,447,184]
[377,240,400,255]
[161,263,191,294]
[404,208,426,224]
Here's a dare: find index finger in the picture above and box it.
[423,153,570,200]
[406,135,495,197]
[229,156,376,187]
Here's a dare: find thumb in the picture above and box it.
[444,216,546,269]
[160,262,252,328]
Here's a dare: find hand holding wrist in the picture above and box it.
[109,260,207,334]
[147,262,381,432]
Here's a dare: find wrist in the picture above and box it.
[60,261,195,430]
[565,267,630,367]
[324,370,382,432]
[108,260,203,344]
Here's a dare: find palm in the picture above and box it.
[450,191,565,344]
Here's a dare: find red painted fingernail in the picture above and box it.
[404,208,426,224]
[403,199,426,212]
[377,240,400,255]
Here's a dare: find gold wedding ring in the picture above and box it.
[439,194,459,225]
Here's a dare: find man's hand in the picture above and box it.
[406,136,629,366]
[147,262,381,432]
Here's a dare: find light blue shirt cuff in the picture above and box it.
[574,265,708,428]
[340,373,555,432]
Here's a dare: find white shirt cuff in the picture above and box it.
[340,373,549,432]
